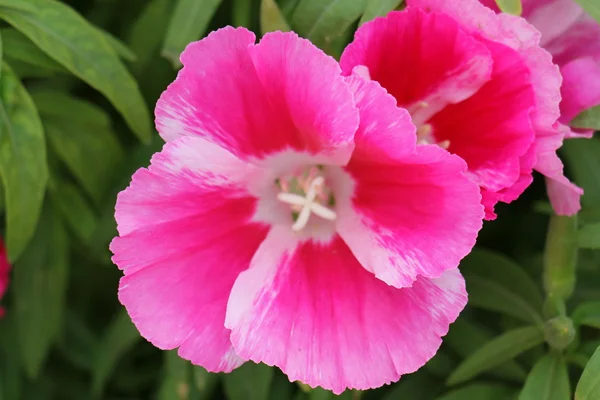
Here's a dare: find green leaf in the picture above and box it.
[34,93,124,205]
[448,326,545,386]
[97,29,137,62]
[571,105,600,130]
[48,178,98,243]
[191,366,219,399]
[1,28,65,73]
[543,215,578,300]
[14,206,69,378]
[495,0,523,15]
[223,362,274,400]
[0,63,47,262]
[562,138,600,208]
[574,0,600,25]
[519,353,570,400]
[261,0,291,34]
[0,0,35,12]
[91,309,141,397]
[579,223,600,249]
[162,0,222,68]
[445,318,527,382]
[360,0,404,25]
[292,0,369,50]
[437,383,515,400]
[460,249,545,326]
[0,0,151,143]
[382,372,442,400]
[157,351,192,400]
[573,301,600,329]
[232,0,252,27]
[0,314,23,400]
[575,345,600,400]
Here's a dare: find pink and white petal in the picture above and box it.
[225,230,467,394]
[429,39,536,195]
[156,27,358,163]
[344,74,417,162]
[546,176,583,216]
[542,16,600,67]
[559,57,600,128]
[339,145,483,288]
[111,137,269,371]
[340,8,493,125]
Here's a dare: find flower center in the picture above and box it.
[276,166,336,231]
[410,101,450,149]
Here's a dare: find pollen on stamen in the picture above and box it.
[276,169,336,231]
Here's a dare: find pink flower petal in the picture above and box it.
[546,175,584,216]
[335,73,483,288]
[560,57,600,127]
[340,8,493,125]
[0,239,10,317]
[111,137,269,371]
[225,229,467,394]
[156,27,358,163]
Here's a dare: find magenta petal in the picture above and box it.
[340,8,493,124]
[156,27,358,162]
[560,57,600,127]
[225,229,467,394]
[111,137,269,371]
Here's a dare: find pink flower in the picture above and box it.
[340,1,583,219]
[481,0,600,137]
[0,239,11,317]
[111,28,484,393]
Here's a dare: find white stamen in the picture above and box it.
[277,175,337,231]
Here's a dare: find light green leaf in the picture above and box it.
[448,326,545,385]
[48,177,98,243]
[0,0,151,143]
[543,215,578,300]
[572,105,600,130]
[574,0,600,25]
[14,206,69,378]
[34,93,124,205]
[97,29,137,62]
[292,0,369,50]
[437,383,515,400]
[495,0,523,15]
[562,138,600,208]
[0,63,47,262]
[223,362,273,400]
[261,0,291,34]
[1,28,65,73]
[162,0,222,68]
[91,309,141,397]
[575,345,600,400]
[573,301,600,329]
[445,318,527,382]
[519,353,570,400]
[0,0,35,12]
[460,249,545,326]
[579,223,600,249]
[360,0,403,25]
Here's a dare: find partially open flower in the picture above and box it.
[340,0,583,218]
[111,28,483,393]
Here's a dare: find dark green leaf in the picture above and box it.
[1,28,65,73]
[562,138,600,208]
[574,1,600,27]
[0,63,47,262]
[191,366,219,399]
[445,318,527,382]
[460,249,545,326]
[495,0,523,15]
[97,29,137,62]
[292,0,369,50]
[261,0,291,34]
[48,178,98,242]
[543,215,578,300]
[232,0,252,27]
[223,362,274,400]
[575,345,600,400]
[162,0,222,68]
[382,372,442,400]
[437,383,515,400]
[448,326,545,385]
[573,301,600,329]
[360,0,403,25]
[14,206,69,378]
[0,0,152,143]
[579,223,600,249]
[519,353,570,400]
[0,314,23,400]
[91,309,141,397]
[157,351,192,400]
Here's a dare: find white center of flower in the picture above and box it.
[411,101,450,149]
[276,168,336,231]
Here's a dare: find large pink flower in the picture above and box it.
[0,239,10,317]
[481,0,600,137]
[111,28,484,393]
[340,1,583,218]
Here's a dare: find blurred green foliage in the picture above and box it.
[0,0,598,399]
